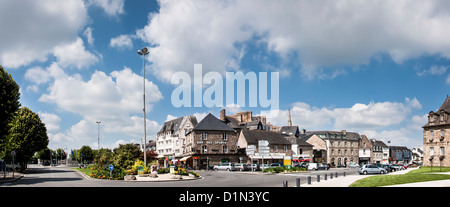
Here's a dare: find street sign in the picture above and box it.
[258,140,269,147]
[247,145,256,156]
[109,164,114,171]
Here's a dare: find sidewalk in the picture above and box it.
[0,172,24,184]
[303,167,417,187]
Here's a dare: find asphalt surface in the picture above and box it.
[0,164,358,187]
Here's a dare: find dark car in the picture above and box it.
[381,164,392,172]
[317,164,330,170]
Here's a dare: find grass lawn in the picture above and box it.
[72,164,94,176]
[349,167,450,187]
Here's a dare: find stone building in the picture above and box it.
[423,96,450,167]
[300,133,327,163]
[303,130,360,167]
[185,113,240,170]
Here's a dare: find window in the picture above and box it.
[430,147,434,156]
[440,115,444,121]
[442,129,445,137]
[430,115,434,122]
[274,146,278,152]
[202,132,207,140]
[202,146,207,153]
[431,130,434,138]
[223,133,227,141]
[440,147,445,156]
[223,146,228,153]
[284,146,287,152]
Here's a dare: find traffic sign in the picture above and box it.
[109,164,114,171]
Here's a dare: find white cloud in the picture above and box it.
[0,0,88,68]
[83,27,95,46]
[87,0,125,17]
[260,97,423,146]
[417,65,449,76]
[38,112,61,133]
[109,34,134,50]
[53,37,99,69]
[137,0,450,81]
[38,63,163,149]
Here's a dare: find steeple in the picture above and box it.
[288,109,292,126]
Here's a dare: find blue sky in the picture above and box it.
[2,0,450,150]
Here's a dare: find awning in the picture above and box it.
[179,156,192,161]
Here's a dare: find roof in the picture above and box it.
[241,130,292,145]
[303,130,361,141]
[157,116,184,134]
[279,126,299,137]
[193,113,235,132]
[284,136,313,147]
[371,140,388,148]
[437,96,450,114]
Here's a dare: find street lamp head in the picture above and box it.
[137,50,143,55]
[142,47,149,55]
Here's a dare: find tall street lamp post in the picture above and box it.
[137,47,149,166]
[96,121,101,150]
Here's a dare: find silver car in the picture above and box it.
[358,164,387,175]
[213,162,235,171]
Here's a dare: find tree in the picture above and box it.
[0,65,21,159]
[7,107,49,170]
[79,145,94,163]
[113,143,141,169]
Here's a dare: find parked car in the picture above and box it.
[358,164,387,175]
[308,163,318,170]
[348,163,360,168]
[234,163,248,171]
[269,163,282,168]
[381,164,392,172]
[390,164,402,172]
[317,164,330,170]
[214,162,235,171]
[247,163,260,171]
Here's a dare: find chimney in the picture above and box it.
[302,129,306,134]
[220,109,226,121]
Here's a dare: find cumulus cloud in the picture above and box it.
[53,37,99,69]
[87,0,125,17]
[260,97,423,147]
[137,0,450,81]
[38,63,163,149]
[109,34,134,50]
[0,0,88,68]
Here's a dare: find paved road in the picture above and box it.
[1,164,358,187]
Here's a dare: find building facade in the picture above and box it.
[185,113,240,170]
[304,130,360,167]
[423,96,450,167]
[156,115,197,167]
[358,135,373,164]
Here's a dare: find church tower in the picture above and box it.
[288,109,292,126]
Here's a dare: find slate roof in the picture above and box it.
[157,115,198,134]
[193,113,235,132]
[279,126,299,137]
[241,130,292,145]
[437,96,450,114]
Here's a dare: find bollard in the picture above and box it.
[296,178,300,187]
[330,173,333,179]
[307,176,311,185]
[324,173,327,180]
[344,172,346,177]
[283,180,288,187]
[317,175,320,182]
[335,172,338,178]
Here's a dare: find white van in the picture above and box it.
[307,163,318,171]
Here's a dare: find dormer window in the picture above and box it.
[440,114,445,121]
[429,115,435,122]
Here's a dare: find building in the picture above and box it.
[156,115,197,167]
[411,147,423,164]
[185,113,240,170]
[300,133,327,163]
[389,146,412,164]
[423,96,450,167]
[303,130,360,167]
[371,139,389,164]
[237,130,293,165]
[358,135,373,164]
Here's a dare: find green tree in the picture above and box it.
[113,143,141,169]
[0,65,21,159]
[7,107,49,170]
[79,145,94,163]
